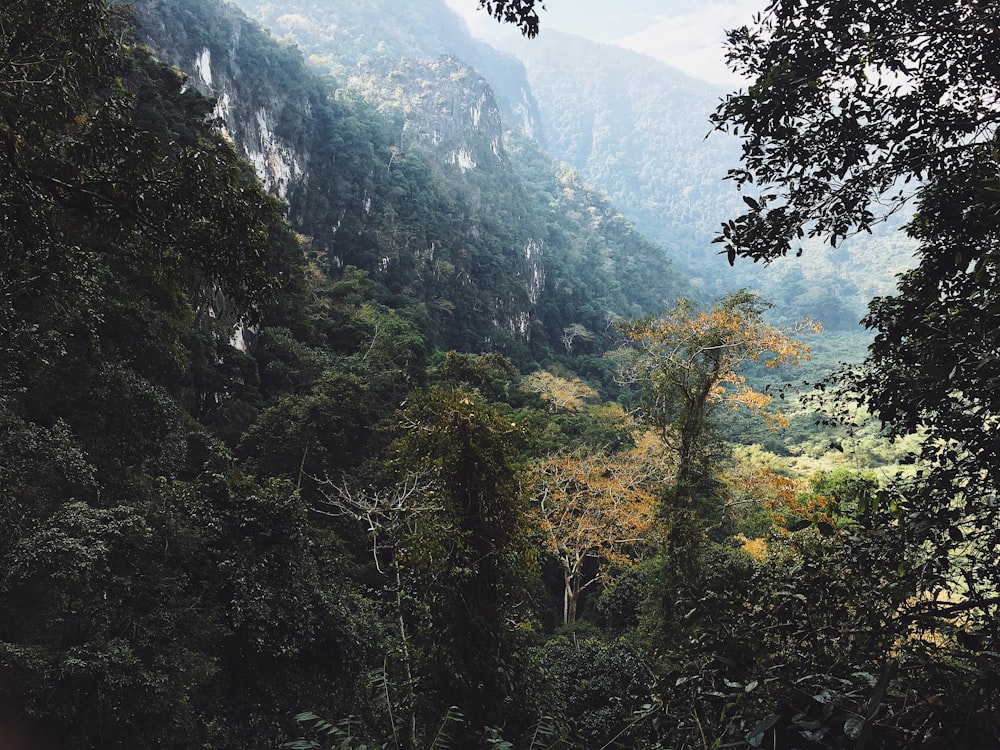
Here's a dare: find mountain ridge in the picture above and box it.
[128,0,690,363]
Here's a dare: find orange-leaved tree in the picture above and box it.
[615,290,819,523]
[522,369,599,412]
[722,458,839,563]
[528,440,666,624]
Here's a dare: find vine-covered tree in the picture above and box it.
[614,292,817,703]
[616,291,815,518]
[389,386,543,745]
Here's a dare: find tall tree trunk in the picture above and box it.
[563,568,580,625]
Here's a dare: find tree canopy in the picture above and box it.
[713,0,1000,714]
[712,0,1000,264]
[616,291,814,513]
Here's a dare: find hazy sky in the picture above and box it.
[444,0,765,87]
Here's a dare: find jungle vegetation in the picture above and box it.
[2,0,998,748]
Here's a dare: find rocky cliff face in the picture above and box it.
[349,56,507,174]
[127,0,550,356]
[133,1,309,200]
[124,0,687,359]
[228,0,545,145]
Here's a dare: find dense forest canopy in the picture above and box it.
[2,0,999,748]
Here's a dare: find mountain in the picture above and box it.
[222,0,548,143]
[128,0,689,364]
[215,0,914,331]
[492,30,740,272]
[490,29,918,329]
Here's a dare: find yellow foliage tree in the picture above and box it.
[523,369,598,412]
[723,459,838,562]
[528,445,665,624]
[616,290,818,518]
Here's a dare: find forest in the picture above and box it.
[2,0,999,748]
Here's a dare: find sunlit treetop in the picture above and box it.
[617,290,820,433]
[523,369,598,412]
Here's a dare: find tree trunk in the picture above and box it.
[563,568,580,625]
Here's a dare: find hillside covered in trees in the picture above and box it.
[3,0,1000,748]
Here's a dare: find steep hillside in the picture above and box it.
[222,0,910,332]
[128,0,689,362]
[230,0,547,142]
[494,30,741,268]
[493,30,918,330]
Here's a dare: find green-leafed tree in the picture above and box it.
[389,386,544,746]
[710,0,1000,743]
[0,1,377,746]
[537,636,655,748]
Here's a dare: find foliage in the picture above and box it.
[0,1,377,745]
[282,707,464,750]
[537,636,656,748]
[616,290,816,530]
[384,386,545,746]
[528,444,663,624]
[522,369,598,413]
[476,0,544,38]
[712,1,1000,737]
[713,0,1000,264]
[14,0,998,747]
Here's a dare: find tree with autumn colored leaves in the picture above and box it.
[611,292,825,746]
[528,440,666,625]
[523,369,598,413]
[616,290,818,530]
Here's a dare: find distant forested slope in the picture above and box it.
[492,30,918,330]
[494,31,740,268]
[129,0,689,362]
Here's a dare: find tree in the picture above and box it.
[560,323,594,354]
[712,0,1000,265]
[385,386,543,745]
[614,291,816,693]
[713,0,1000,654]
[475,0,544,38]
[537,635,655,748]
[616,291,815,519]
[312,472,440,749]
[522,369,598,413]
[528,445,662,625]
[712,5,1000,740]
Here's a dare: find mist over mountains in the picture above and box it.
[215,0,914,331]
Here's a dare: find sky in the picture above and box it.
[443,0,765,87]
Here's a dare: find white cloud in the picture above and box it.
[443,0,497,38]
[612,1,763,87]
